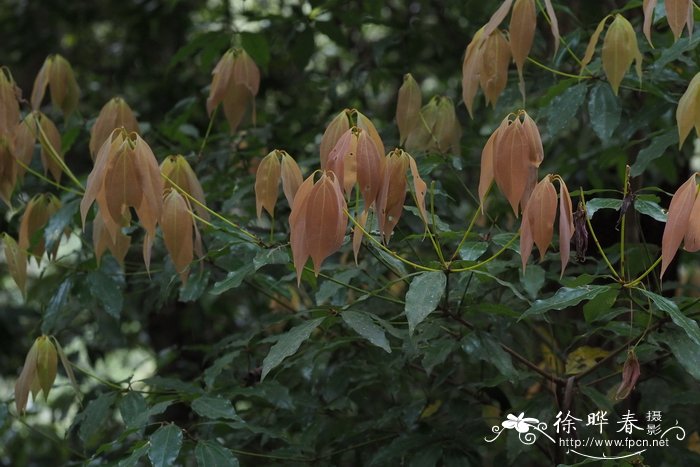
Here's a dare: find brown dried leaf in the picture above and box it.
[355,128,385,210]
[478,124,501,209]
[484,0,515,37]
[493,117,529,215]
[36,336,57,400]
[408,154,428,228]
[51,337,80,402]
[0,137,17,207]
[676,72,700,148]
[233,49,260,96]
[643,0,658,46]
[206,50,235,116]
[222,83,252,134]
[396,73,422,145]
[326,128,357,193]
[36,113,63,182]
[602,14,642,96]
[510,0,536,96]
[479,29,511,108]
[3,233,27,298]
[580,16,611,74]
[684,193,700,252]
[290,175,316,283]
[93,210,131,266]
[352,209,369,263]
[255,151,282,219]
[19,193,61,261]
[89,97,139,159]
[529,176,557,260]
[305,172,347,275]
[160,154,209,220]
[355,111,385,158]
[30,58,50,111]
[162,189,194,283]
[377,150,409,242]
[667,0,690,40]
[543,0,560,53]
[0,70,20,138]
[661,174,697,277]
[521,111,544,167]
[462,27,486,118]
[558,179,574,276]
[320,110,350,169]
[15,339,39,414]
[48,55,80,117]
[280,152,303,206]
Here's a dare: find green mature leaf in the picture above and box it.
[587,82,620,142]
[405,272,446,334]
[44,198,78,253]
[585,198,622,218]
[543,82,587,138]
[77,392,117,445]
[630,130,678,177]
[179,269,210,302]
[521,285,612,319]
[639,290,700,346]
[191,396,239,420]
[88,270,123,320]
[261,317,326,381]
[204,352,237,389]
[253,246,289,270]
[634,199,667,223]
[461,332,517,379]
[210,263,255,294]
[342,310,391,353]
[118,442,149,467]
[459,241,488,261]
[42,278,72,334]
[119,392,148,430]
[657,329,700,380]
[195,441,240,467]
[148,424,183,467]
[583,285,620,322]
[521,264,545,300]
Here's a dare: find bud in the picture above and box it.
[396,73,422,145]
[615,349,641,400]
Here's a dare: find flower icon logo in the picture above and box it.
[502,413,540,433]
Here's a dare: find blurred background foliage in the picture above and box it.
[1,0,700,465]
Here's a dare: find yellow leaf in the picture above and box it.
[30,57,50,111]
[601,14,642,96]
[566,346,610,375]
[0,69,20,138]
[580,16,611,74]
[48,55,80,117]
[643,0,658,46]
[35,336,57,400]
[676,72,700,148]
[0,137,17,207]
